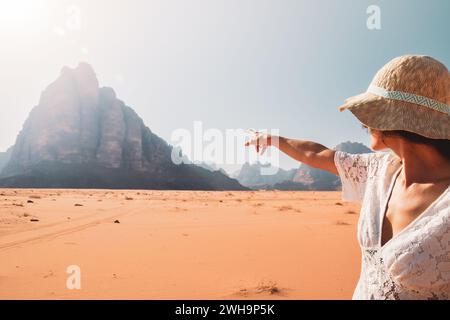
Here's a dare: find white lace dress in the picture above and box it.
[334,151,450,300]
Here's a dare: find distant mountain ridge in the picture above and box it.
[0,63,245,190]
[335,141,372,154]
[232,162,297,188]
[234,141,372,190]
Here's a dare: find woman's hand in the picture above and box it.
[244,129,276,155]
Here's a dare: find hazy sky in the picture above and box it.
[0,0,449,170]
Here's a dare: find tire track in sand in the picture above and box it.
[0,208,136,251]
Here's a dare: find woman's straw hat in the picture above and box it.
[339,55,450,140]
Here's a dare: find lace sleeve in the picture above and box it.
[334,151,377,203]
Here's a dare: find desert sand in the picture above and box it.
[0,189,361,299]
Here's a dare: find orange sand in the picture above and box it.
[0,189,361,299]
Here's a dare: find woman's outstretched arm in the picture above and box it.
[245,133,338,175]
[277,137,338,174]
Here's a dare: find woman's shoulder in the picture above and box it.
[334,150,402,200]
[335,150,401,172]
[377,150,401,165]
[334,150,400,202]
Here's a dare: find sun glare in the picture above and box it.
[0,0,49,32]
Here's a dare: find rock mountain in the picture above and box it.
[0,63,245,190]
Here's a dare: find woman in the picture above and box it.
[246,55,450,300]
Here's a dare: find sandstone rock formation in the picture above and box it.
[0,147,12,173]
[0,63,245,190]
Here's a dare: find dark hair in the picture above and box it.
[382,130,450,160]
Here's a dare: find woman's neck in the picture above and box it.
[390,142,450,187]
